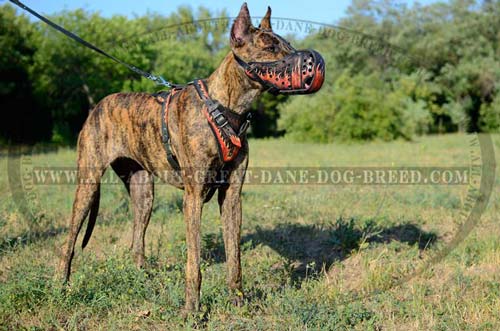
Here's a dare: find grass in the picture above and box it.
[1,133,500,330]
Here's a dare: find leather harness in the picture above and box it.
[155,78,251,182]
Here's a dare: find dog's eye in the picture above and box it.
[265,46,277,53]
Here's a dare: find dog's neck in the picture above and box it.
[205,52,262,114]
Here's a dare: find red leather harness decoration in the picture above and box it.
[193,79,249,163]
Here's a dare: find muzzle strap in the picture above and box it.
[233,52,280,95]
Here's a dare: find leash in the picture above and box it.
[9,0,180,89]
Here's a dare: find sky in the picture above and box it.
[7,0,446,25]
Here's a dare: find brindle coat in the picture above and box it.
[59,3,297,311]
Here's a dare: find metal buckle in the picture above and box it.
[238,120,250,136]
[161,125,169,143]
[210,108,228,127]
[214,114,228,127]
[237,113,252,136]
[207,99,220,112]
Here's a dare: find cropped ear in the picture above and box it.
[259,6,272,30]
[231,3,252,48]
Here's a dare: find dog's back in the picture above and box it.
[78,92,164,170]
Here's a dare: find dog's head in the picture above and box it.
[230,3,325,95]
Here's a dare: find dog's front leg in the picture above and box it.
[218,151,248,306]
[183,188,203,312]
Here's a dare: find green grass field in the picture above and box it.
[1,134,500,330]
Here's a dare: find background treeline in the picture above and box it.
[1,0,499,145]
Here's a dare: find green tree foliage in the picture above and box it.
[279,0,500,142]
[250,93,288,137]
[1,0,499,144]
[30,10,155,143]
[0,4,51,143]
[279,71,433,142]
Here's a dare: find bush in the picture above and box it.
[479,94,500,132]
[278,71,432,142]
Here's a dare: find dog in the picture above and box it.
[58,3,325,312]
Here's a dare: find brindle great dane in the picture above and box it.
[58,3,325,312]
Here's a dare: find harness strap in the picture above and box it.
[157,88,182,171]
[157,80,251,203]
[192,79,250,163]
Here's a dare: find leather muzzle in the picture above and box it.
[234,49,325,95]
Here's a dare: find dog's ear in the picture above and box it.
[231,3,252,48]
[259,6,272,30]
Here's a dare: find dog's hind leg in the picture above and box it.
[111,158,154,268]
[59,164,104,282]
[129,170,154,268]
[111,158,135,249]
[81,187,100,249]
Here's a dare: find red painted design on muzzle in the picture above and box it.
[243,49,325,95]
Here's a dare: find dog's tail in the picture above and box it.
[82,186,100,249]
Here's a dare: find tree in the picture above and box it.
[0,4,51,143]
